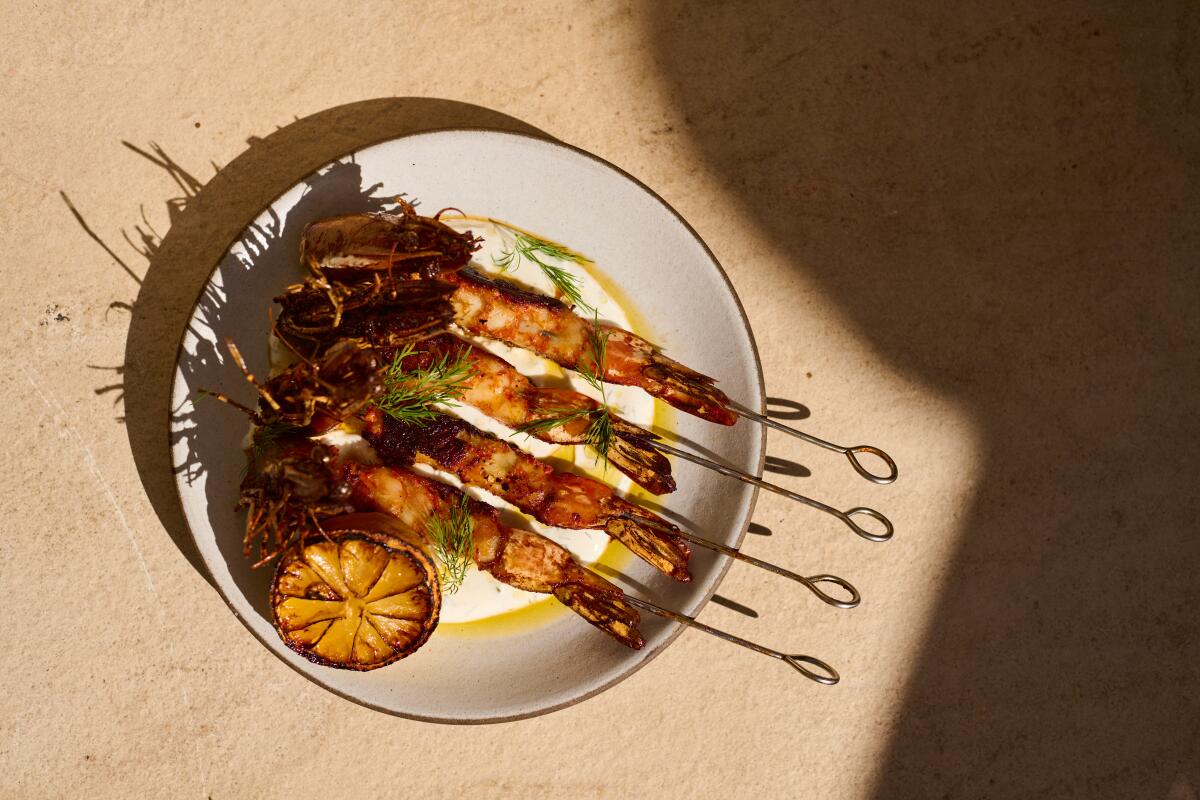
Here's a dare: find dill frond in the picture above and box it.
[427,494,474,593]
[491,225,594,312]
[251,421,298,457]
[514,316,616,470]
[579,316,610,394]
[582,408,614,470]
[522,405,615,472]
[534,258,588,310]
[514,406,595,437]
[241,421,302,478]
[375,343,475,425]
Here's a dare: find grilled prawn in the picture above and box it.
[212,347,644,650]
[359,406,691,581]
[301,213,738,425]
[299,200,480,281]
[446,268,736,425]
[274,277,454,354]
[383,333,676,495]
[339,466,644,649]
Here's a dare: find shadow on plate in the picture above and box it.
[89,98,546,600]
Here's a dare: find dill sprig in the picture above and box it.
[579,316,610,396]
[491,225,594,312]
[374,343,475,425]
[515,315,615,470]
[240,421,301,478]
[515,407,595,437]
[427,494,474,593]
[251,421,299,460]
[577,319,615,469]
[583,404,614,469]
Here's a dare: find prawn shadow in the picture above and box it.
[593,560,759,618]
[648,424,728,464]
[590,562,657,598]
[178,159,395,618]
[630,495,704,534]
[93,98,547,609]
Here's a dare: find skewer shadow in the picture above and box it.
[72,98,546,604]
[710,594,760,618]
[764,455,811,478]
[647,423,727,463]
[765,396,810,420]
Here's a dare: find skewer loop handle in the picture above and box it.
[842,507,894,542]
[846,445,898,485]
[784,654,840,685]
[804,574,862,609]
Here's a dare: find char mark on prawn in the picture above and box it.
[455,266,571,313]
[361,407,692,581]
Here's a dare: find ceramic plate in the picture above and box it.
[170,129,764,722]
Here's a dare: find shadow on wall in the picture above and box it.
[646,2,1199,797]
[75,98,546,587]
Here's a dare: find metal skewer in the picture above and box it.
[618,514,860,608]
[624,595,840,685]
[651,441,894,543]
[670,527,860,608]
[729,400,898,485]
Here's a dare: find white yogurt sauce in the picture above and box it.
[273,218,655,625]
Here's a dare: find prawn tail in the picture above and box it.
[604,505,692,582]
[552,583,645,650]
[607,417,677,495]
[643,352,738,426]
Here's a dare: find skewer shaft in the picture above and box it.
[653,441,894,543]
[618,513,860,608]
[728,401,898,485]
[669,527,860,609]
[624,596,840,685]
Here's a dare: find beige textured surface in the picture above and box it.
[2,2,1196,798]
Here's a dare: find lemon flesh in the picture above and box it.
[272,534,439,670]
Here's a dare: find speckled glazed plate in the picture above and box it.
[170,129,764,722]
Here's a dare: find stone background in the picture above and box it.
[2,2,1196,798]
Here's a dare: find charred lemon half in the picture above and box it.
[271,532,440,670]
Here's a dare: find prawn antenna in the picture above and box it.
[225,338,281,411]
[195,387,261,422]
